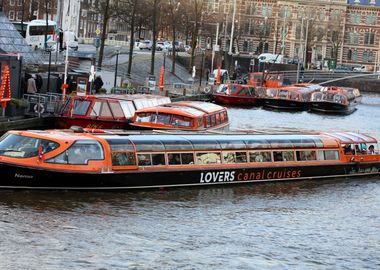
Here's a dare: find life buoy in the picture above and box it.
[34,103,45,114]
[203,87,211,94]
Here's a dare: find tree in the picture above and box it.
[114,0,141,75]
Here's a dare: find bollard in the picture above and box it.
[183,88,186,96]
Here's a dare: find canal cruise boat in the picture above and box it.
[0,129,379,190]
[261,84,322,111]
[212,84,265,106]
[211,73,283,106]
[55,94,171,129]
[130,101,229,131]
[310,86,361,115]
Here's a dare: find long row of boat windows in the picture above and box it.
[1,135,378,167]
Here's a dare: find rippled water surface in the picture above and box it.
[1,93,380,269]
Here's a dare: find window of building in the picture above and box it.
[347,49,352,60]
[349,32,360,45]
[366,14,377,25]
[364,32,375,45]
[363,51,368,62]
[17,11,23,21]
[368,51,374,62]
[331,10,340,22]
[352,49,358,61]
[319,10,325,21]
[8,11,15,20]
[10,0,15,6]
[350,13,362,24]
[262,5,273,17]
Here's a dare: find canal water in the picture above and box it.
[1,93,379,269]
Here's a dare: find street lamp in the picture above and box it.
[199,49,205,87]
[46,40,55,92]
[114,50,119,88]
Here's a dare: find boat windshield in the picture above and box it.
[0,134,59,158]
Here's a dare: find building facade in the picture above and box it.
[205,0,380,68]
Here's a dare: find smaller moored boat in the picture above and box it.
[261,84,321,111]
[310,86,361,115]
[212,84,264,106]
[130,101,229,131]
[55,94,171,129]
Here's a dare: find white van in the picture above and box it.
[258,53,283,64]
[208,69,229,85]
[63,31,79,51]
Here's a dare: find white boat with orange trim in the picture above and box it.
[130,101,229,131]
[0,128,379,190]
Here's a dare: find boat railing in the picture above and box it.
[23,92,66,115]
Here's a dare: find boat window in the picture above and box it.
[189,138,221,150]
[206,115,212,128]
[172,115,193,127]
[132,139,165,152]
[134,99,151,110]
[215,113,221,125]
[278,90,288,99]
[317,150,340,160]
[109,102,125,118]
[218,139,246,149]
[167,152,194,165]
[273,151,295,162]
[137,153,165,166]
[100,102,113,118]
[219,112,225,123]
[120,101,136,118]
[266,88,277,97]
[161,139,193,151]
[223,152,247,163]
[59,98,71,115]
[210,114,216,127]
[107,141,134,151]
[90,101,101,117]
[289,91,300,101]
[196,152,221,164]
[333,94,346,104]
[46,140,104,165]
[249,151,272,162]
[342,144,354,155]
[296,150,317,161]
[197,118,203,128]
[152,113,171,125]
[73,100,91,116]
[136,113,152,123]
[111,151,136,166]
[245,139,271,149]
[0,134,59,158]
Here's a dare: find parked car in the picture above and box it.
[184,45,192,53]
[139,40,152,50]
[156,41,165,51]
[258,53,283,63]
[353,65,369,72]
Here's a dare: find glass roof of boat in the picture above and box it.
[99,134,335,151]
[172,101,224,113]
[323,132,377,144]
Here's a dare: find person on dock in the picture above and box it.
[27,75,37,94]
